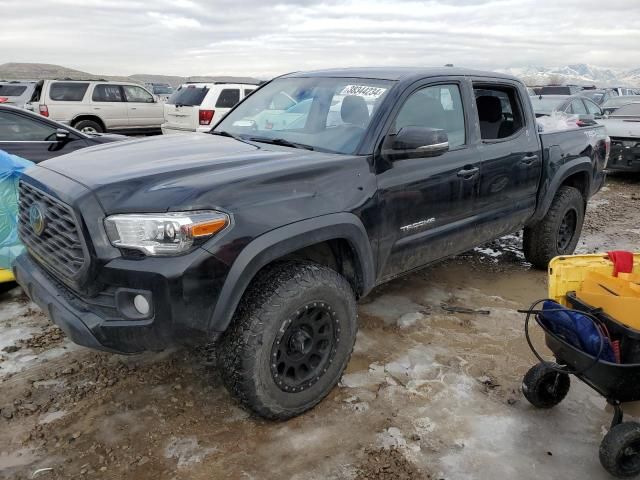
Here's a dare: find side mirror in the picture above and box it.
[56,128,70,142]
[384,127,449,160]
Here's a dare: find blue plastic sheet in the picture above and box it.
[540,300,616,363]
[0,150,34,270]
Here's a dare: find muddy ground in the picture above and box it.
[1,173,639,480]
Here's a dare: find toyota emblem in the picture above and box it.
[29,204,46,236]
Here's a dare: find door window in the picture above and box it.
[393,84,466,148]
[215,89,241,108]
[122,85,154,103]
[244,89,255,97]
[92,84,124,102]
[49,82,89,101]
[584,100,602,116]
[569,100,588,114]
[473,85,525,140]
[0,111,57,141]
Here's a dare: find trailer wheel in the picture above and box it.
[600,422,640,478]
[522,362,570,408]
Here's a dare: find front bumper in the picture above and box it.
[14,248,230,354]
[608,139,640,172]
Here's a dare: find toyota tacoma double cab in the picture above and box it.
[14,67,608,419]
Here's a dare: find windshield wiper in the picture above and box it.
[248,136,315,151]
[211,130,243,140]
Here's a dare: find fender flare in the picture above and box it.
[528,154,592,225]
[208,212,376,333]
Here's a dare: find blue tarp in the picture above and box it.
[0,150,34,270]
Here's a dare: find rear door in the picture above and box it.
[212,87,241,124]
[163,85,210,132]
[376,79,483,280]
[472,81,542,240]
[90,84,128,129]
[0,109,86,163]
[122,85,163,128]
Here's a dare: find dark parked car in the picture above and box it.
[0,105,125,162]
[14,67,608,420]
[538,85,584,95]
[529,94,603,124]
[580,88,618,106]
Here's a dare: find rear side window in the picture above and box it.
[584,101,601,115]
[122,85,154,103]
[49,82,89,101]
[92,84,123,102]
[168,86,209,106]
[0,85,28,96]
[215,89,240,108]
[244,89,255,97]
[474,85,525,141]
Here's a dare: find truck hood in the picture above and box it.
[38,133,368,215]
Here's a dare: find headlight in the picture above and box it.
[104,211,229,256]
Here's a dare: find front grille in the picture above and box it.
[18,181,87,281]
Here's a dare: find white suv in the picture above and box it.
[162,82,257,134]
[27,80,164,135]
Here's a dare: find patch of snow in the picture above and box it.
[360,295,425,326]
[164,436,217,468]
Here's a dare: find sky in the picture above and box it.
[2,0,639,78]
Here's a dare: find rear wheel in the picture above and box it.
[217,261,358,420]
[73,119,103,134]
[600,422,640,478]
[523,186,585,269]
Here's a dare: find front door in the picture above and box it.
[376,81,482,281]
[122,85,163,128]
[0,109,85,163]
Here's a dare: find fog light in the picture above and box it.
[133,295,150,315]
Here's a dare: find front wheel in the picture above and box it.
[522,362,570,408]
[600,422,640,478]
[217,261,358,420]
[523,186,585,270]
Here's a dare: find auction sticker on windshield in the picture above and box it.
[340,85,387,98]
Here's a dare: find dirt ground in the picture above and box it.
[1,173,639,480]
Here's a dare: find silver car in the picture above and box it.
[0,80,37,109]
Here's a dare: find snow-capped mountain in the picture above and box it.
[498,64,640,87]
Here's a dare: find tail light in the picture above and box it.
[39,105,49,117]
[199,109,215,125]
[0,97,8,103]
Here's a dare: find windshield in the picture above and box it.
[530,96,566,114]
[214,77,393,154]
[610,103,640,117]
[153,85,173,95]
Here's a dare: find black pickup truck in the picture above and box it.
[14,67,608,419]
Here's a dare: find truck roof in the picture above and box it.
[284,67,520,82]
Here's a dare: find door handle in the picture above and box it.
[520,154,539,166]
[131,107,137,110]
[457,166,479,179]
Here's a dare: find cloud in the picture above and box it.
[1,0,638,77]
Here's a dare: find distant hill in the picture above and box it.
[499,63,640,87]
[0,63,263,87]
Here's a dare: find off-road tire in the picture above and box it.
[72,119,103,134]
[522,362,570,409]
[599,422,640,478]
[217,261,358,420]
[523,186,585,269]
